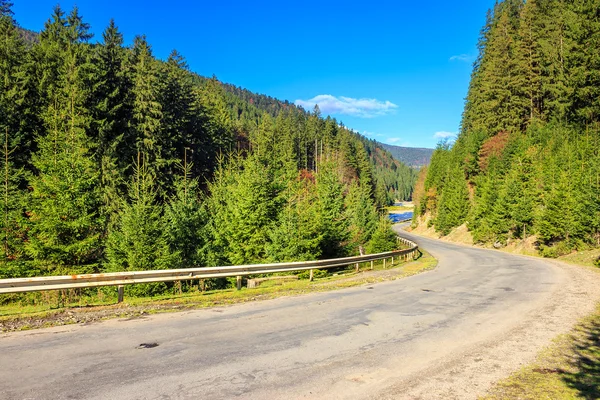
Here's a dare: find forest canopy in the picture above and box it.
[0,1,416,288]
[413,0,600,257]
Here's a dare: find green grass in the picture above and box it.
[482,305,600,400]
[0,250,437,332]
[559,248,600,268]
[387,205,414,213]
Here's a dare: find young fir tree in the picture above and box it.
[366,216,397,254]
[468,172,499,243]
[435,166,469,235]
[163,152,206,269]
[0,5,28,270]
[345,180,378,252]
[315,159,348,258]
[205,153,277,266]
[537,170,578,252]
[267,171,323,262]
[106,153,174,273]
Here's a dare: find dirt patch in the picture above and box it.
[408,217,474,246]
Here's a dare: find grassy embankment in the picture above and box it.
[482,303,600,400]
[0,249,437,332]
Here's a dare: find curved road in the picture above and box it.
[1,228,599,399]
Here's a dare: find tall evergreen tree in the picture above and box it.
[26,7,103,273]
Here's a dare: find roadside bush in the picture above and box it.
[366,217,397,254]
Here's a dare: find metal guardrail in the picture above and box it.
[0,237,418,297]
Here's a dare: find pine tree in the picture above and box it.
[267,171,323,262]
[159,50,197,184]
[91,19,130,233]
[435,166,469,235]
[366,216,397,254]
[26,7,102,273]
[315,159,348,258]
[345,180,378,251]
[517,0,543,124]
[127,35,164,185]
[0,5,28,269]
[0,0,13,20]
[205,154,277,265]
[163,154,206,269]
[106,153,174,272]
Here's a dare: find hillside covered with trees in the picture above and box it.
[379,143,433,168]
[413,0,600,259]
[0,2,417,290]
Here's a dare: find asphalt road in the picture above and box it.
[0,228,584,399]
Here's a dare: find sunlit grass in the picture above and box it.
[387,205,414,213]
[481,305,600,400]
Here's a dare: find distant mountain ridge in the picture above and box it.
[18,27,38,44]
[379,143,433,167]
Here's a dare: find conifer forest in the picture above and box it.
[413,0,600,259]
[0,2,417,294]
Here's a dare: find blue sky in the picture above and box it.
[15,1,496,149]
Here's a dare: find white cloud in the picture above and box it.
[295,94,398,118]
[449,54,475,63]
[387,137,403,143]
[434,131,456,139]
[362,130,384,138]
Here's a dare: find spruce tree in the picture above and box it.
[205,154,277,265]
[26,8,102,273]
[127,35,164,185]
[315,159,348,258]
[163,154,206,269]
[91,19,130,233]
[345,180,378,251]
[267,171,323,262]
[366,217,397,254]
[106,153,174,272]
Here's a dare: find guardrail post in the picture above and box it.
[236,276,242,290]
[370,260,374,270]
[117,285,124,303]
[383,258,386,269]
[391,256,394,265]
[309,269,314,281]
[355,262,359,272]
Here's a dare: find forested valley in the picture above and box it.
[0,2,417,295]
[413,0,600,261]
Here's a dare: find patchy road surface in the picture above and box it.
[2,227,599,399]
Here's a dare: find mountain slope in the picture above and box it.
[414,0,600,257]
[379,143,433,167]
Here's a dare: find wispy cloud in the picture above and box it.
[434,131,456,139]
[449,54,475,63]
[295,94,398,118]
[362,130,384,138]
